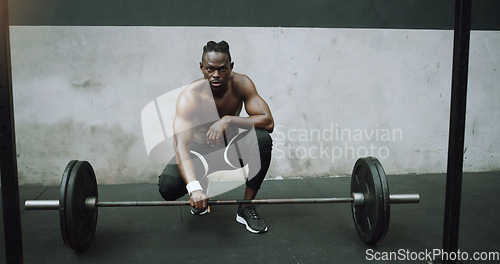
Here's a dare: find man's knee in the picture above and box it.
[158,174,186,201]
[255,129,273,152]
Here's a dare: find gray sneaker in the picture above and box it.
[236,205,268,234]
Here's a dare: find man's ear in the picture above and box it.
[200,62,204,71]
[230,62,234,70]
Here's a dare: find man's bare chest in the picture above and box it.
[196,92,242,121]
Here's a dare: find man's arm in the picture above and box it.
[227,75,274,130]
[234,75,274,132]
[205,75,274,145]
[173,90,209,209]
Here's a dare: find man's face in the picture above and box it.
[200,52,234,91]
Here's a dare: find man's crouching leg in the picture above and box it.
[236,129,273,234]
[158,163,188,201]
[158,162,209,215]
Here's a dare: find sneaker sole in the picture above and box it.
[236,214,268,234]
[191,208,208,215]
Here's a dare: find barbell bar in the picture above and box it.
[25,194,420,210]
[23,157,420,251]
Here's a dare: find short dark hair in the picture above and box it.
[202,41,231,62]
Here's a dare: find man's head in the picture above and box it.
[200,41,234,91]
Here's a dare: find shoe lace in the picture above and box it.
[244,205,260,219]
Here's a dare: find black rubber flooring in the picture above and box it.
[2,172,499,263]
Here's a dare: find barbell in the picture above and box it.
[24,157,420,251]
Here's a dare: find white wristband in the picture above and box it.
[186,181,203,195]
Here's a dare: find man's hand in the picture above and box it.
[206,116,231,146]
[189,190,210,210]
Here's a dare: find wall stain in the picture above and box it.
[14,118,157,186]
[70,76,104,92]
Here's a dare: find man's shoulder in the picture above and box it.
[230,72,257,96]
[179,79,204,99]
[231,72,255,90]
[176,82,202,110]
[185,79,206,92]
[231,72,252,83]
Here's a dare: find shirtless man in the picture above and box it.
[158,41,274,234]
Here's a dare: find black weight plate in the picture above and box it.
[367,157,390,243]
[63,160,98,250]
[350,157,386,244]
[59,160,78,250]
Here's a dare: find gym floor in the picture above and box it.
[1,172,499,263]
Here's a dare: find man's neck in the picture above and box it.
[211,87,227,99]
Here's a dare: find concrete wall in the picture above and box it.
[10,26,500,185]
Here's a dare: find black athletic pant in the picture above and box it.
[158,129,273,201]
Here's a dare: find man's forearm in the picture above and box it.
[177,155,197,184]
[173,139,197,185]
[175,147,206,195]
[223,115,274,132]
